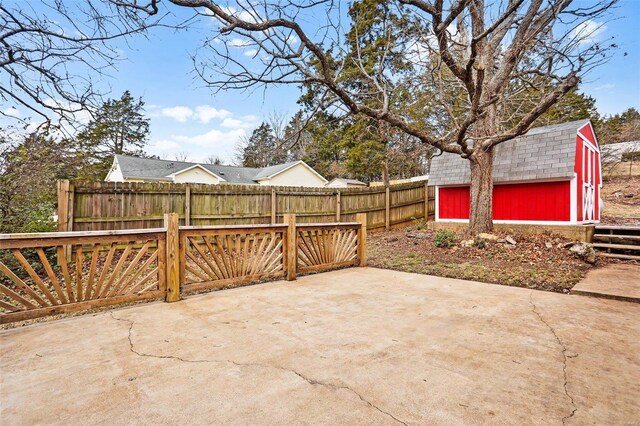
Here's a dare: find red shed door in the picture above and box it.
[582,142,597,222]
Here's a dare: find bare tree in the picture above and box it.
[0,1,166,130]
[114,0,616,233]
[204,154,223,165]
[173,151,191,162]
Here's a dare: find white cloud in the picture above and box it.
[221,115,260,129]
[172,128,247,146]
[154,139,181,150]
[148,105,263,162]
[229,38,252,47]
[221,6,258,23]
[149,128,249,163]
[42,98,92,125]
[157,105,234,124]
[571,20,607,46]
[161,106,194,122]
[194,105,232,123]
[284,34,300,47]
[3,107,20,118]
[244,49,258,57]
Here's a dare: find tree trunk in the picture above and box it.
[468,146,495,234]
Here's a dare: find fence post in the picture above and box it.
[57,180,75,262]
[424,181,429,221]
[57,179,75,232]
[385,186,390,230]
[284,214,297,281]
[336,191,341,221]
[164,213,181,302]
[271,188,277,223]
[356,213,367,267]
[184,185,191,226]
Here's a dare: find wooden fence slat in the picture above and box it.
[56,247,75,303]
[11,249,58,305]
[101,243,133,298]
[36,248,67,304]
[121,251,160,295]
[94,243,116,299]
[84,244,100,300]
[110,241,152,296]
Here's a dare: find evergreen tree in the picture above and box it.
[237,123,282,167]
[76,91,150,179]
[0,131,81,232]
[598,108,640,144]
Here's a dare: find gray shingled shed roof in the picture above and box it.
[114,155,280,184]
[429,119,589,186]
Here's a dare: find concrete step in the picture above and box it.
[572,264,640,303]
[596,252,640,261]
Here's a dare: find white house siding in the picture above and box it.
[259,163,327,187]
[173,168,220,184]
[105,159,125,182]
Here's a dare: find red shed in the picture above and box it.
[429,120,602,225]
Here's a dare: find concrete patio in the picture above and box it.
[1,268,638,425]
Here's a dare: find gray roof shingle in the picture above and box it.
[114,155,295,184]
[429,119,589,186]
[252,162,299,180]
[327,178,367,186]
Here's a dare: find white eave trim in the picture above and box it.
[433,176,574,187]
[577,121,599,152]
[165,164,227,182]
[104,157,120,182]
[257,161,328,183]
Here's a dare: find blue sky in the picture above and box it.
[5,1,640,163]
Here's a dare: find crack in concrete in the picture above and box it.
[109,312,408,425]
[528,294,577,425]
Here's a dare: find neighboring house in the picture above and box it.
[325,178,367,188]
[409,175,429,182]
[105,155,328,187]
[430,119,602,225]
[600,140,640,162]
[369,176,428,187]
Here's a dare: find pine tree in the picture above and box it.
[76,91,150,179]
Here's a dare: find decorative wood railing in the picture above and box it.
[0,229,166,323]
[0,214,366,323]
[296,223,361,273]
[180,224,288,294]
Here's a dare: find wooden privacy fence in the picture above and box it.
[0,214,366,324]
[59,180,435,232]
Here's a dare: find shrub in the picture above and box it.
[474,239,487,249]
[412,217,427,231]
[434,229,457,248]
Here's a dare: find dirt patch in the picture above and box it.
[368,228,610,293]
[601,176,640,224]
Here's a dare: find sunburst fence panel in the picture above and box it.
[296,223,361,273]
[179,224,288,294]
[0,229,166,324]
